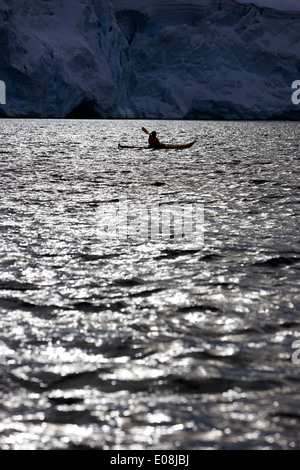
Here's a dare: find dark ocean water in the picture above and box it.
[0,119,299,449]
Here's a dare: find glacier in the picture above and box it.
[0,0,299,119]
[0,0,136,118]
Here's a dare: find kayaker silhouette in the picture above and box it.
[148,131,165,149]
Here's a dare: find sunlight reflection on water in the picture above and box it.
[0,119,299,449]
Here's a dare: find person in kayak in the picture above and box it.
[148,131,165,149]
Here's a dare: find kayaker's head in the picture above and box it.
[150,131,157,137]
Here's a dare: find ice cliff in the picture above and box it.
[0,0,136,118]
[0,0,300,119]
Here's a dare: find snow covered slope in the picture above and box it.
[0,0,299,119]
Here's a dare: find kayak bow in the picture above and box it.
[118,143,149,149]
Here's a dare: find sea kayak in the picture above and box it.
[118,140,196,150]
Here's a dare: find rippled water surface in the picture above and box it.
[0,119,299,450]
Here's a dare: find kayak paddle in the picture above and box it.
[142,127,149,134]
